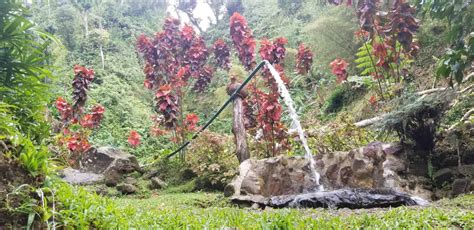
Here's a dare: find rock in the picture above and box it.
[451,178,471,196]
[143,169,159,179]
[61,168,103,185]
[226,155,321,197]
[117,184,138,194]
[231,188,426,209]
[314,142,386,190]
[81,147,141,174]
[150,177,167,190]
[457,164,474,178]
[433,168,454,187]
[104,169,121,187]
[124,177,137,185]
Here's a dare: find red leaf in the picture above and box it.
[128,130,141,147]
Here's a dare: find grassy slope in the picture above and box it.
[107,193,474,229]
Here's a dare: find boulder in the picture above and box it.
[61,147,141,187]
[117,184,138,194]
[451,178,471,196]
[225,155,321,197]
[314,142,387,190]
[61,168,103,185]
[104,168,121,187]
[81,147,141,174]
[150,177,168,190]
[433,168,454,188]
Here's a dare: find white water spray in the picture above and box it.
[264,61,323,191]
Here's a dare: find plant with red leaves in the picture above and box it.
[128,130,141,148]
[185,113,199,131]
[72,64,95,116]
[54,65,105,166]
[230,12,256,71]
[212,39,231,70]
[137,17,219,151]
[193,66,214,93]
[155,84,179,129]
[295,43,313,75]
[55,97,73,122]
[330,58,349,83]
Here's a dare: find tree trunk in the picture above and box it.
[99,44,105,69]
[83,11,89,39]
[232,97,249,163]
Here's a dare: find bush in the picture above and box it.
[377,92,451,152]
[186,131,238,191]
[323,83,366,114]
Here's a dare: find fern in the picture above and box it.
[355,42,376,76]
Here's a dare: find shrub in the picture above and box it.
[377,92,451,152]
[186,131,238,191]
[323,83,366,114]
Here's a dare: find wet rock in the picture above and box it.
[117,184,137,194]
[433,168,454,187]
[150,177,167,190]
[226,155,321,197]
[232,188,426,209]
[451,178,471,196]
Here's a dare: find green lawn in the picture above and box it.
[108,192,474,229]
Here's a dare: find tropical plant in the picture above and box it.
[54,65,105,165]
[0,1,57,175]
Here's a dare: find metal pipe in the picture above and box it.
[165,61,266,159]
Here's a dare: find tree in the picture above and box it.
[136,17,229,159]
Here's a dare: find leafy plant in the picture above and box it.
[415,0,473,85]
[53,65,105,165]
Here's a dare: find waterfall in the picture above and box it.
[264,61,323,191]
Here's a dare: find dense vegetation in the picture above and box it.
[0,0,473,228]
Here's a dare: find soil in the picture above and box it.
[0,154,39,228]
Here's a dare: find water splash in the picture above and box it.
[264,61,323,191]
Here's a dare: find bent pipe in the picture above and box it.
[165,61,267,159]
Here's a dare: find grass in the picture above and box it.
[50,182,474,229]
[109,192,474,229]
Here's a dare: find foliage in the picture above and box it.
[229,12,256,71]
[186,131,238,190]
[330,58,349,83]
[415,0,473,85]
[323,83,366,114]
[377,92,451,151]
[127,130,141,148]
[0,2,56,175]
[295,43,313,75]
[306,116,377,154]
[54,65,105,165]
[13,181,474,228]
[136,17,229,156]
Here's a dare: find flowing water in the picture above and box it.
[264,61,323,191]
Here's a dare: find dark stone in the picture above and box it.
[104,169,121,187]
[61,168,103,185]
[224,183,236,197]
[143,169,159,179]
[117,184,138,194]
[231,188,427,209]
[433,168,454,187]
[451,178,471,196]
[180,168,197,180]
[150,177,167,190]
